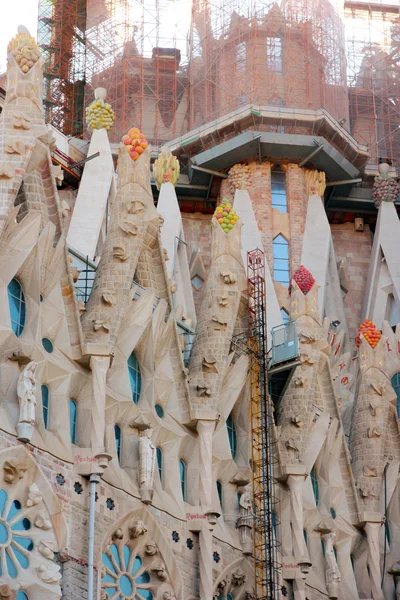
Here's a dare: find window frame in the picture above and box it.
[273,235,290,286]
[7,278,26,337]
[271,168,287,212]
[41,384,49,429]
[156,447,163,484]
[128,353,142,404]
[69,399,77,444]
[114,425,121,462]
[227,414,237,459]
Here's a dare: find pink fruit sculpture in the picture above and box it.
[121,127,149,162]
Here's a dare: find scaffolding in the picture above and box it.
[247,248,280,600]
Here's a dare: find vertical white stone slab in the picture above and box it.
[233,189,283,342]
[362,202,400,328]
[301,194,331,319]
[157,182,196,326]
[67,128,114,259]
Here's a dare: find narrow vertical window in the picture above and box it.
[128,353,142,404]
[69,399,77,444]
[227,414,237,459]
[273,235,290,286]
[310,467,319,506]
[217,481,223,506]
[7,279,26,337]
[267,37,283,75]
[179,459,185,500]
[114,425,121,462]
[157,447,162,483]
[271,168,287,212]
[41,385,49,429]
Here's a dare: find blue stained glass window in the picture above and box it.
[391,373,400,418]
[179,460,185,500]
[155,404,164,418]
[42,338,53,353]
[227,414,237,459]
[310,467,319,506]
[273,235,290,286]
[271,168,287,212]
[16,593,29,600]
[156,447,162,483]
[330,507,336,519]
[7,279,26,337]
[128,353,141,404]
[303,529,308,547]
[217,481,222,506]
[69,399,77,444]
[114,425,121,462]
[41,385,49,429]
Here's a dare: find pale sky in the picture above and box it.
[0,1,38,72]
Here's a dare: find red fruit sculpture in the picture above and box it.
[290,265,315,295]
[356,319,381,349]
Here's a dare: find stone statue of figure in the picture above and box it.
[323,531,341,599]
[17,361,37,424]
[138,428,156,504]
[238,483,253,555]
[239,483,252,514]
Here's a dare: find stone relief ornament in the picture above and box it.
[34,511,52,530]
[0,163,14,179]
[138,429,156,504]
[0,585,17,600]
[37,563,62,584]
[27,483,42,506]
[93,317,111,332]
[152,564,168,581]
[5,138,24,155]
[363,465,378,477]
[129,518,148,539]
[38,540,55,560]
[3,459,28,483]
[202,356,218,373]
[163,591,176,600]
[231,569,246,586]
[113,246,130,261]
[120,217,139,235]
[17,361,37,442]
[145,541,158,555]
[12,112,31,130]
[322,531,341,599]
[102,291,117,306]
[220,271,237,284]
[112,528,124,541]
[197,383,212,397]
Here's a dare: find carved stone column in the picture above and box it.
[365,520,384,600]
[287,474,306,558]
[197,419,215,509]
[90,355,111,463]
[199,521,214,600]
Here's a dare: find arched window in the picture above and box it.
[310,467,319,506]
[128,353,141,404]
[69,399,77,444]
[391,373,400,418]
[217,481,223,506]
[273,235,290,286]
[271,167,287,212]
[179,460,185,500]
[114,425,121,462]
[227,414,237,459]
[156,447,162,483]
[7,279,26,337]
[281,308,290,325]
[41,384,49,429]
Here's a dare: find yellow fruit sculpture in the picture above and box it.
[121,128,149,162]
[7,27,40,74]
[86,98,115,132]
[153,152,180,190]
[212,200,239,233]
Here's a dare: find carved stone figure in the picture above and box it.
[231,569,246,586]
[152,564,168,581]
[129,518,148,539]
[37,563,62,584]
[322,531,341,599]
[112,528,123,541]
[237,483,253,554]
[17,361,37,442]
[163,591,177,600]
[145,541,158,555]
[138,429,156,503]
[38,540,55,560]
[34,511,52,530]
[3,459,27,483]
[27,483,42,506]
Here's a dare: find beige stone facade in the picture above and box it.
[0,27,400,600]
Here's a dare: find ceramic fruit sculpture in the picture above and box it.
[372,163,399,207]
[290,265,315,295]
[86,98,115,131]
[121,128,149,162]
[356,319,381,349]
[153,151,180,189]
[8,26,40,73]
[212,200,239,233]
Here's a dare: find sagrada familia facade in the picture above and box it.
[0,26,400,600]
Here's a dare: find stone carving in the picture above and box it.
[299,330,320,343]
[5,138,24,154]
[228,163,251,191]
[369,400,382,417]
[138,429,156,503]
[8,26,40,73]
[153,151,180,189]
[0,585,17,600]
[100,590,108,600]
[38,540,55,560]
[300,352,315,365]
[113,246,129,261]
[360,484,376,498]
[245,593,256,600]
[12,112,31,130]
[93,318,111,332]
[53,165,64,186]
[197,383,212,397]
[368,427,381,438]
[120,217,139,235]
[291,415,303,427]
[112,528,124,541]
[145,541,158,555]
[211,315,228,330]
[202,356,218,373]
[162,248,169,261]
[231,569,246,586]
[163,592,176,600]
[218,294,229,306]
[363,465,377,477]
[127,199,145,215]
[221,272,237,284]
[216,577,229,594]
[35,511,52,530]
[322,531,341,598]
[237,483,253,554]
[285,438,299,452]
[0,163,14,179]
[152,564,168,581]
[37,563,62,584]
[27,483,42,506]
[60,199,70,218]
[102,291,117,306]
[305,169,326,196]
[372,163,400,207]
[170,279,178,294]
[294,375,306,388]
[129,518,148,539]
[239,484,252,513]
[3,459,27,483]
[17,361,37,442]
[371,381,386,396]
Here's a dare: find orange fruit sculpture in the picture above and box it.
[356,319,381,349]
